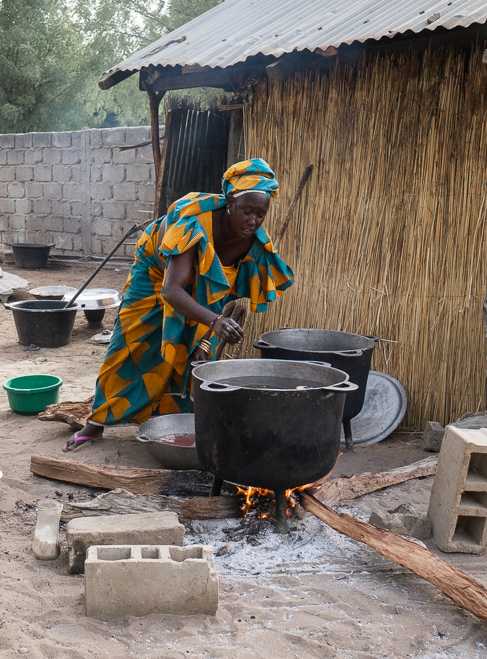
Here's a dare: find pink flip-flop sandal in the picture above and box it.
[62,432,103,453]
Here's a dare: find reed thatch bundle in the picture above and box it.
[238,44,487,428]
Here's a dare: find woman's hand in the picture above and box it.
[192,346,208,362]
[212,316,244,345]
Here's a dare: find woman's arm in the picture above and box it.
[163,246,244,344]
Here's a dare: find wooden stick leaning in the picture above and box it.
[299,491,487,624]
[273,164,314,249]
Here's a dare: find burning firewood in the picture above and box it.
[299,491,487,624]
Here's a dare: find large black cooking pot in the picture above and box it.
[253,329,377,450]
[192,359,357,510]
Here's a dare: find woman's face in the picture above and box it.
[226,193,270,239]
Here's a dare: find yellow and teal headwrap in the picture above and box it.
[222,158,279,199]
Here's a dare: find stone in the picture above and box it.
[84,544,218,619]
[422,412,487,452]
[7,149,25,165]
[51,132,71,148]
[67,511,184,574]
[15,133,33,148]
[33,133,52,148]
[422,421,445,452]
[33,165,52,182]
[428,427,487,554]
[369,503,431,540]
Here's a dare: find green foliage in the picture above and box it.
[0,0,223,133]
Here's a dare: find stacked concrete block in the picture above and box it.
[85,544,218,619]
[0,126,155,256]
[66,512,184,574]
[428,427,487,553]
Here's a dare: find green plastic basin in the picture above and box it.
[3,374,63,415]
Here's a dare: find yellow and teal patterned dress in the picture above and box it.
[88,191,294,426]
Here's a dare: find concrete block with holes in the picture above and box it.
[428,427,487,553]
[67,512,184,574]
[84,545,218,619]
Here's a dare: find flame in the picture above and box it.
[236,453,342,518]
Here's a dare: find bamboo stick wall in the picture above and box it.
[239,45,487,428]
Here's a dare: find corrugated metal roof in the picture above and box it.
[102,0,487,82]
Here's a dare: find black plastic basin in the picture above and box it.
[11,243,55,269]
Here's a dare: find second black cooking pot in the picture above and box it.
[253,329,378,449]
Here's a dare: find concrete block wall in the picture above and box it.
[0,127,156,258]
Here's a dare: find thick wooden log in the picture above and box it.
[30,455,212,496]
[61,488,242,523]
[299,491,487,623]
[313,456,438,506]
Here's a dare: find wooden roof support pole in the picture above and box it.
[148,90,166,221]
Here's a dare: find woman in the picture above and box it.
[63,158,294,451]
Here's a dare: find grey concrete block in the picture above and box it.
[71,132,82,148]
[0,151,6,166]
[136,183,155,203]
[42,148,62,165]
[428,427,487,554]
[52,165,72,183]
[90,165,102,183]
[0,134,15,148]
[72,234,83,252]
[63,218,80,234]
[67,512,184,575]
[89,130,102,148]
[61,149,81,165]
[33,165,52,182]
[125,164,151,182]
[51,132,71,148]
[15,198,32,215]
[112,148,136,164]
[15,133,32,148]
[7,149,24,165]
[85,544,218,619]
[71,166,82,183]
[113,182,136,201]
[15,166,34,183]
[102,201,125,219]
[42,182,62,198]
[0,183,8,197]
[422,421,445,452]
[0,168,15,182]
[0,199,14,214]
[24,182,43,198]
[8,183,25,198]
[25,149,43,165]
[102,165,125,184]
[90,182,112,201]
[33,199,52,215]
[70,201,84,217]
[9,214,26,231]
[33,133,52,147]
[54,233,73,250]
[101,127,125,146]
[52,200,71,216]
[91,148,111,165]
[92,218,113,237]
[369,503,431,540]
[62,182,83,201]
[126,126,151,144]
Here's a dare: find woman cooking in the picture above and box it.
[63,158,294,451]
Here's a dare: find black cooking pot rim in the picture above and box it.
[259,328,376,353]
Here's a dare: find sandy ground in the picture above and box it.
[1,259,487,658]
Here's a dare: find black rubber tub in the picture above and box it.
[253,328,378,450]
[10,243,55,269]
[4,300,78,348]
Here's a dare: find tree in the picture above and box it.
[0,0,223,133]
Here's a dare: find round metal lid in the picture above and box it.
[63,288,121,310]
[340,370,407,446]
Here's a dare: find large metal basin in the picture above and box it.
[137,414,202,470]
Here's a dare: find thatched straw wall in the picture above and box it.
[238,44,487,428]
